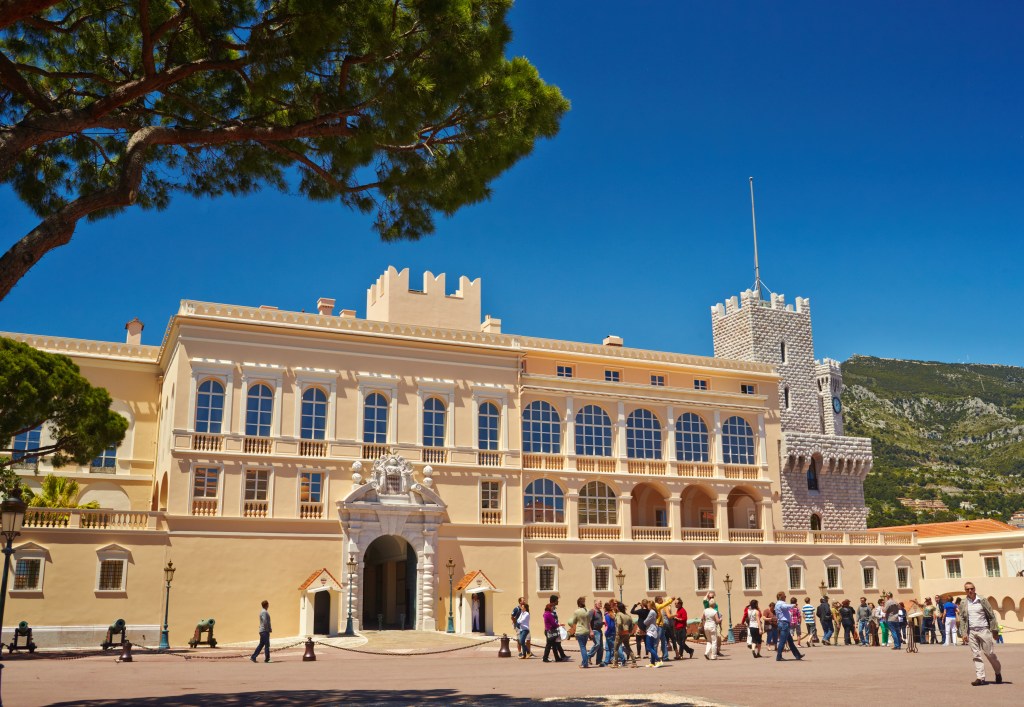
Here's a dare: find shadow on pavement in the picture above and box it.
[49,690,707,707]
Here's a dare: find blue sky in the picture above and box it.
[1,1,1022,366]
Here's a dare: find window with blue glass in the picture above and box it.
[245,384,274,437]
[522,401,561,454]
[523,478,565,523]
[91,445,117,469]
[575,405,612,457]
[807,458,820,491]
[675,413,709,462]
[626,408,662,459]
[300,471,323,503]
[300,387,328,440]
[11,426,41,461]
[422,397,446,447]
[722,415,755,464]
[363,393,388,444]
[478,402,500,451]
[194,379,225,433]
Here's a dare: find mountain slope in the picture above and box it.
[840,355,1024,527]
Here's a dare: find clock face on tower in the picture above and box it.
[832,396,842,414]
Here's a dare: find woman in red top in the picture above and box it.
[673,599,695,659]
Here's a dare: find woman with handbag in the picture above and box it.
[542,603,559,662]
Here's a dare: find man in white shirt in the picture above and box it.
[957,583,1002,686]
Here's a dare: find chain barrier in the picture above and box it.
[314,636,500,657]
[129,639,306,661]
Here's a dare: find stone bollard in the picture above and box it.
[498,634,512,658]
[119,640,134,663]
[303,637,316,662]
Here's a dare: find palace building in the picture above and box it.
[4,267,927,646]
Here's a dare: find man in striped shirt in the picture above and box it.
[802,598,819,646]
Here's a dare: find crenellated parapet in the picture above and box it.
[710,289,810,319]
[782,432,873,477]
[366,266,483,332]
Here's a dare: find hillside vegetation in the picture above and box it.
[841,355,1024,527]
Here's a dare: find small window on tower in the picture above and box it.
[780,341,787,363]
[784,387,790,409]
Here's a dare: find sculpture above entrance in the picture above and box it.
[346,455,443,507]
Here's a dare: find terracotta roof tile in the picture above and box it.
[871,519,1020,538]
[297,567,342,590]
[454,569,497,591]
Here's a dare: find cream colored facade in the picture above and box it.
[4,268,926,647]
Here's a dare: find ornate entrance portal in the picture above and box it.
[338,454,447,631]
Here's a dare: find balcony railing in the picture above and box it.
[576,456,616,473]
[298,441,326,458]
[192,434,223,452]
[728,529,765,543]
[675,463,715,478]
[524,524,567,539]
[723,465,760,480]
[478,451,502,467]
[243,500,269,518]
[79,510,150,530]
[627,459,667,475]
[579,525,621,540]
[422,448,447,464]
[243,437,272,454]
[772,530,916,545]
[191,498,219,516]
[481,509,502,525]
[632,526,670,541]
[23,508,161,530]
[362,444,389,460]
[681,527,720,542]
[523,454,564,470]
[23,509,70,528]
[299,501,324,519]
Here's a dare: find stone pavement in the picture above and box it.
[3,635,1021,706]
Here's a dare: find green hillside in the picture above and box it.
[841,355,1024,527]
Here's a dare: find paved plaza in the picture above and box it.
[2,633,1021,706]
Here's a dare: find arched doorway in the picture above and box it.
[726,486,761,529]
[363,535,417,629]
[631,482,668,528]
[680,485,716,529]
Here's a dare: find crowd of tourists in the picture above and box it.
[507,581,1005,685]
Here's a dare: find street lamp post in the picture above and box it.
[343,554,357,636]
[446,558,456,633]
[723,573,734,643]
[615,568,625,604]
[158,560,176,649]
[0,489,28,707]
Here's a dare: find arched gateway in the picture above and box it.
[338,454,446,631]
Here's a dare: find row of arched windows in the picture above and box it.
[522,479,617,525]
[522,401,756,464]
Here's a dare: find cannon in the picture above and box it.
[101,618,127,650]
[7,621,36,654]
[188,618,217,648]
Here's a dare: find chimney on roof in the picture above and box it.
[603,335,623,347]
[338,309,356,319]
[480,315,502,334]
[317,297,335,316]
[125,318,144,345]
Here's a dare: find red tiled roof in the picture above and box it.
[454,569,497,591]
[872,519,1020,538]
[297,567,341,590]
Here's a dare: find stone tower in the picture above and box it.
[711,289,872,531]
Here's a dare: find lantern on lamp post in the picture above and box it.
[819,579,828,600]
[723,573,734,643]
[158,560,176,649]
[446,558,456,633]
[615,568,625,604]
[343,554,357,636]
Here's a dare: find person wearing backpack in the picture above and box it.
[957,582,1002,686]
[816,596,834,646]
[614,601,636,667]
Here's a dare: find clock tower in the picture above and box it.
[816,358,844,436]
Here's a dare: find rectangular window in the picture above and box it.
[741,383,757,395]
[193,467,220,498]
[699,509,715,529]
[784,387,790,409]
[826,566,840,590]
[650,374,666,387]
[696,566,711,592]
[647,566,663,591]
[604,369,620,383]
[654,509,667,528]
[556,365,574,378]
[862,566,876,589]
[14,558,41,590]
[743,565,759,590]
[539,565,556,592]
[91,445,117,470]
[480,481,500,510]
[98,559,125,591]
[788,566,803,590]
[300,471,323,503]
[694,379,708,391]
[594,566,610,592]
[244,469,270,501]
[984,556,1001,578]
[945,558,962,579]
[897,567,910,589]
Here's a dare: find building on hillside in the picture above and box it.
[898,498,949,513]
[4,267,919,647]
[1009,510,1024,529]
[871,519,1024,638]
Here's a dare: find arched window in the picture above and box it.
[575,405,612,456]
[807,458,820,491]
[478,402,500,451]
[675,413,709,462]
[626,408,662,459]
[524,478,565,523]
[423,397,446,448]
[245,384,274,437]
[195,379,225,434]
[363,393,389,443]
[721,415,755,464]
[522,401,561,454]
[579,481,617,525]
[300,387,328,440]
[810,513,822,531]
